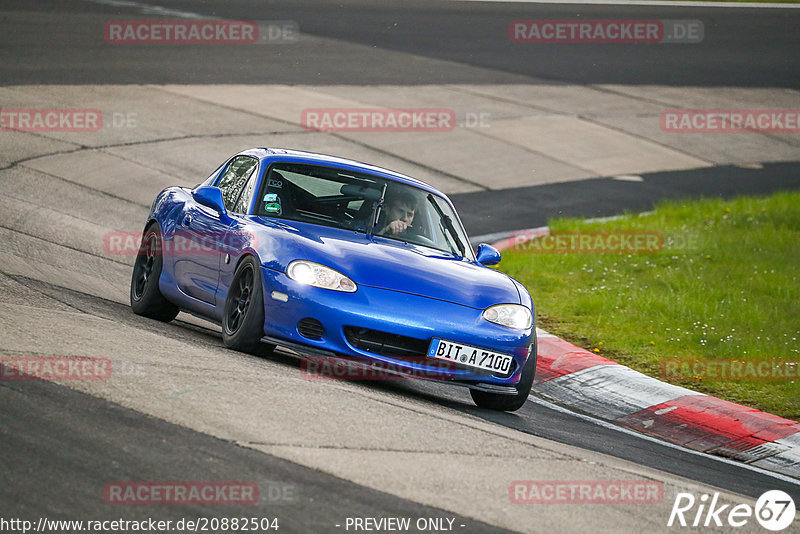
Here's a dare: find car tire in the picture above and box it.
[470,335,537,412]
[222,256,275,355]
[130,223,179,322]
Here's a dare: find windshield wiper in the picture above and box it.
[427,194,465,257]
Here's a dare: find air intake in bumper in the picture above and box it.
[298,318,325,340]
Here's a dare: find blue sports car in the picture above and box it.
[130,148,536,411]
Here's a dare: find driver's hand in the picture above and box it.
[383,220,410,235]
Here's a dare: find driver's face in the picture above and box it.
[387,202,415,225]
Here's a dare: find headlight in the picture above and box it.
[483,304,532,330]
[287,260,357,292]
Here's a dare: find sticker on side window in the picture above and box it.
[264,193,282,215]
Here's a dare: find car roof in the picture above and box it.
[240,147,445,197]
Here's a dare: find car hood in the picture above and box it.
[254,218,523,309]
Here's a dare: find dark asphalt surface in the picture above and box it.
[4,276,798,522]
[1,0,799,86]
[2,0,799,531]
[0,358,512,533]
[454,161,800,236]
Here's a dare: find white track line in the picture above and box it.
[84,0,210,19]
[89,0,800,13]
[451,0,800,8]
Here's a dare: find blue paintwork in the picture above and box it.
[191,185,226,213]
[475,243,502,266]
[144,148,535,387]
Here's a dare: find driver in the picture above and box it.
[378,191,417,236]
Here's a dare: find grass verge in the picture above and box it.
[499,191,800,420]
[660,0,800,3]
[671,0,800,3]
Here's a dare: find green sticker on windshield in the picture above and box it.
[264,193,282,215]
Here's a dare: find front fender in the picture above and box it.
[147,187,190,235]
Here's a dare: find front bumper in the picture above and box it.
[260,266,534,386]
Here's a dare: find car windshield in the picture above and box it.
[254,162,473,259]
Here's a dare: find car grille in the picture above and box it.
[501,358,518,378]
[343,326,517,378]
[343,327,428,359]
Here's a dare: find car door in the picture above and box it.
[175,155,258,305]
[216,164,261,304]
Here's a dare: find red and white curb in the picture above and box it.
[533,329,800,479]
[473,228,800,480]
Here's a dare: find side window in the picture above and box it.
[232,170,258,214]
[215,156,258,212]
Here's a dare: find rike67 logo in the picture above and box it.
[668,490,796,531]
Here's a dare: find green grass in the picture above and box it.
[499,191,800,420]
[671,0,800,2]
[665,0,800,2]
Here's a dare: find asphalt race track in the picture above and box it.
[2,0,799,86]
[1,1,799,533]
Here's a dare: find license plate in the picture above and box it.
[427,338,513,374]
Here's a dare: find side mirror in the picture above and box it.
[476,243,501,266]
[192,185,227,215]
